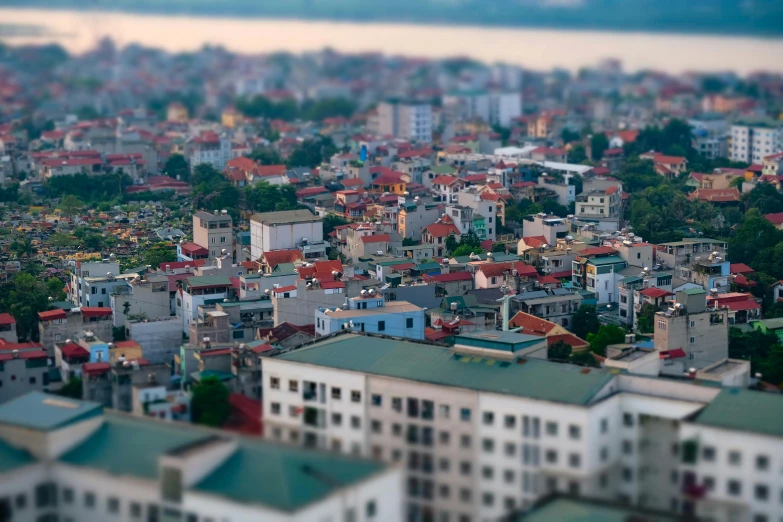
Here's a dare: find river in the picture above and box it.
[1,7,782,74]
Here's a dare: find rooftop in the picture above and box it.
[275,334,613,405]
[251,209,321,226]
[694,388,783,438]
[0,392,102,431]
[515,496,682,522]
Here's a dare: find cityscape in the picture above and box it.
[0,3,782,522]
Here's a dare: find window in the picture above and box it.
[600,418,608,433]
[623,413,634,427]
[371,394,382,406]
[728,480,742,496]
[130,502,142,518]
[288,380,298,392]
[392,423,402,436]
[270,377,280,389]
[392,397,402,412]
[439,431,451,445]
[460,489,472,503]
[482,438,495,453]
[351,416,361,429]
[438,404,450,419]
[569,425,581,440]
[600,446,609,462]
[62,488,73,504]
[406,317,413,328]
[702,446,716,462]
[422,400,434,420]
[728,451,741,465]
[545,450,558,464]
[482,411,494,425]
[108,497,120,514]
[460,435,471,448]
[407,398,420,418]
[545,422,558,436]
[369,420,382,434]
[756,455,770,471]
[622,440,633,455]
[332,387,342,400]
[504,442,516,456]
[288,405,299,418]
[460,462,472,475]
[366,500,377,518]
[85,492,96,509]
[482,493,494,507]
[331,412,342,426]
[482,466,494,479]
[689,336,695,344]
[351,390,361,403]
[460,408,471,421]
[569,453,581,468]
[504,415,516,429]
[622,467,633,482]
[690,320,695,328]
[377,321,385,331]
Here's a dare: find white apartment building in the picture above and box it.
[730,119,783,164]
[442,91,522,128]
[250,209,325,261]
[193,210,233,260]
[377,100,433,143]
[575,186,622,225]
[69,261,122,308]
[0,391,402,522]
[263,332,781,522]
[185,131,231,172]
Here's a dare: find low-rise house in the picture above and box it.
[0,340,52,403]
[260,322,315,349]
[38,307,113,355]
[688,187,741,204]
[424,271,474,296]
[511,288,583,329]
[706,292,761,325]
[0,313,16,344]
[474,261,538,290]
[422,215,461,257]
[508,311,588,351]
[316,293,425,340]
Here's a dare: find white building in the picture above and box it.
[315,293,425,340]
[0,391,402,522]
[263,331,782,522]
[730,118,783,164]
[69,261,122,308]
[250,209,325,261]
[377,100,433,143]
[185,131,231,172]
[442,91,522,128]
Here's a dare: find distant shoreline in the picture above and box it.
[1,2,782,39]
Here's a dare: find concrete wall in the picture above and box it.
[127,319,182,365]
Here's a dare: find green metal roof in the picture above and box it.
[273,262,298,274]
[0,392,103,431]
[193,440,384,512]
[275,334,614,405]
[60,415,209,479]
[587,256,626,266]
[516,497,680,522]
[186,275,232,288]
[757,317,783,329]
[191,370,236,382]
[50,300,76,310]
[694,389,783,438]
[415,262,441,270]
[0,438,35,474]
[430,165,456,174]
[682,287,707,295]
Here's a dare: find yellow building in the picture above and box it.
[221,107,241,129]
[166,102,189,123]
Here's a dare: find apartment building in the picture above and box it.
[0,392,402,522]
[730,118,783,164]
[572,255,627,304]
[192,210,233,260]
[521,214,569,245]
[263,332,782,522]
[177,275,233,334]
[110,273,172,327]
[442,91,522,128]
[185,130,231,171]
[0,341,50,403]
[456,188,498,241]
[0,313,17,344]
[399,201,442,241]
[655,238,729,272]
[575,186,622,230]
[617,271,674,328]
[315,293,425,340]
[37,307,113,355]
[511,288,583,329]
[654,288,729,375]
[377,100,433,143]
[250,209,325,261]
[69,261,121,308]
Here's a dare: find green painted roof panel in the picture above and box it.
[0,438,35,474]
[276,335,613,405]
[0,392,103,431]
[694,388,783,438]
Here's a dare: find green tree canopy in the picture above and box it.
[548,340,572,360]
[571,304,600,340]
[0,272,51,341]
[590,133,609,161]
[636,303,656,334]
[248,148,283,166]
[58,194,84,217]
[587,325,626,356]
[164,153,190,182]
[191,376,231,427]
[58,378,83,399]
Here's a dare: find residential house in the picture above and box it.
[508,311,588,351]
[250,209,325,261]
[422,216,461,257]
[511,288,583,329]
[316,294,425,340]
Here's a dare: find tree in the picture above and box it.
[569,144,587,164]
[248,148,283,166]
[286,137,338,168]
[402,237,417,247]
[301,98,357,121]
[445,234,459,254]
[245,181,297,213]
[191,376,231,427]
[10,237,35,262]
[561,128,580,144]
[491,243,507,253]
[59,194,83,218]
[0,273,50,341]
[50,232,77,248]
[141,243,177,268]
[548,340,572,360]
[164,153,190,182]
[323,213,349,237]
[452,245,477,257]
[590,133,609,161]
[58,378,83,399]
[636,303,657,334]
[586,325,626,356]
[46,277,66,301]
[570,304,600,340]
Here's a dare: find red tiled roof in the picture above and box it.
[319,280,345,290]
[605,186,619,195]
[730,263,754,274]
[296,186,329,198]
[689,188,741,203]
[520,236,548,248]
[590,167,611,176]
[652,154,687,166]
[158,259,207,271]
[508,312,557,335]
[297,260,344,280]
[341,178,365,187]
[83,362,111,375]
[659,348,686,359]
[272,285,297,294]
[113,340,142,349]
[463,174,487,183]
[391,263,415,272]
[255,165,287,177]
[720,299,760,311]
[397,148,433,159]
[424,222,460,238]
[180,242,209,255]
[578,246,617,257]
[764,212,783,225]
[425,271,473,283]
[478,262,538,278]
[81,307,112,318]
[0,313,15,325]
[39,309,67,321]
[547,333,589,349]
[61,342,90,358]
[263,249,303,268]
[615,130,639,143]
[200,348,232,357]
[638,287,674,299]
[732,274,757,287]
[360,234,391,244]
[431,175,460,186]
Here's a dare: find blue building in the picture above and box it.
[315,291,425,340]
